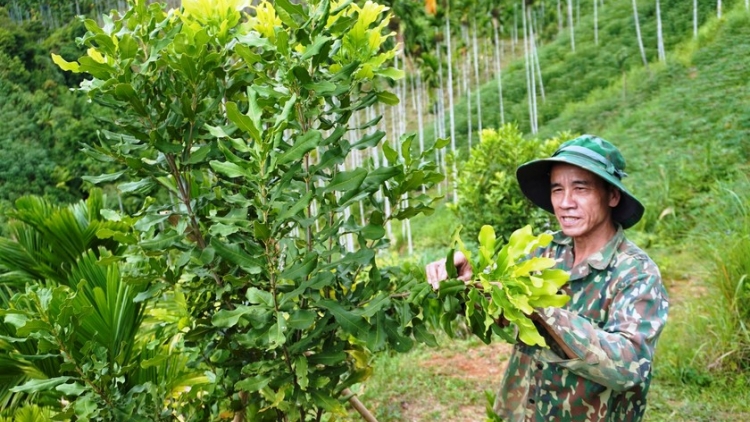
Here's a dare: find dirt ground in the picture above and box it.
[400,342,513,422]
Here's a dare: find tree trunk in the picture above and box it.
[594,0,599,45]
[472,18,483,144]
[512,4,518,57]
[717,0,722,18]
[567,0,575,51]
[557,0,563,34]
[523,3,538,134]
[632,0,649,71]
[445,15,458,204]
[693,0,698,39]
[492,17,506,125]
[461,22,472,151]
[656,0,665,63]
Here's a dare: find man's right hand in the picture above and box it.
[425,251,473,289]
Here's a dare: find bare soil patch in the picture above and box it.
[400,342,513,422]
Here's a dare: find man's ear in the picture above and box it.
[608,187,622,208]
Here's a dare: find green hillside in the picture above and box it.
[444,0,750,247]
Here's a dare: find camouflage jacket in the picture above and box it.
[493,227,669,422]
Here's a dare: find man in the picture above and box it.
[426,135,669,421]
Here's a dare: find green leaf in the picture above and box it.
[286,310,316,330]
[359,293,390,318]
[247,288,273,307]
[295,356,309,390]
[133,283,167,303]
[307,350,346,366]
[280,252,318,282]
[277,130,322,166]
[366,312,386,350]
[323,168,367,193]
[119,33,138,60]
[133,214,169,232]
[528,294,570,308]
[211,238,264,274]
[56,382,86,396]
[268,319,286,348]
[10,377,71,393]
[376,91,399,106]
[140,233,183,251]
[275,0,307,26]
[212,306,252,328]
[277,190,313,222]
[361,224,385,240]
[209,160,250,179]
[311,390,345,413]
[361,166,400,193]
[352,130,385,150]
[318,299,367,336]
[235,44,261,66]
[81,171,126,184]
[301,35,332,61]
[382,143,398,163]
[118,178,155,195]
[226,101,260,141]
[236,375,271,393]
[376,67,405,80]
[513,257,557,278]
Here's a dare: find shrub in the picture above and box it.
[451,124,570,242]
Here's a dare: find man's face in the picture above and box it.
[549,163,620,240]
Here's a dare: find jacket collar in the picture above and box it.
[552,225,625,272]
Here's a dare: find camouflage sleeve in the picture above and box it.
[533,271,669,392]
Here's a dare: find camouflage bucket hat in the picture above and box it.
[515,135,645,229]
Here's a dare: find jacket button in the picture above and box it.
[536,363,543,370]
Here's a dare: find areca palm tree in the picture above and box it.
[0,190,206,418]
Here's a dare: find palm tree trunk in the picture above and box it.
[717,0,722,18]
[632,0,649,71]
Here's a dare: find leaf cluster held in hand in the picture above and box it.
[434,225,570,347]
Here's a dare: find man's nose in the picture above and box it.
[559,189,576,208]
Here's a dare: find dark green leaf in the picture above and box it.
[10,377,71,393]
[246,288,273,307]
[140,233,183,251]
[226,102,260,141]
[236,375,271,393]
[212,306,252,328]
[382,143,398,163]
[277,130,322,166]
[318,299,367,336]
[211,238,264,274]
[352,130,385,150]
[277,191,313,222]
[287,310,316,330]
[280,252,318,282]
[323,168,367,193]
